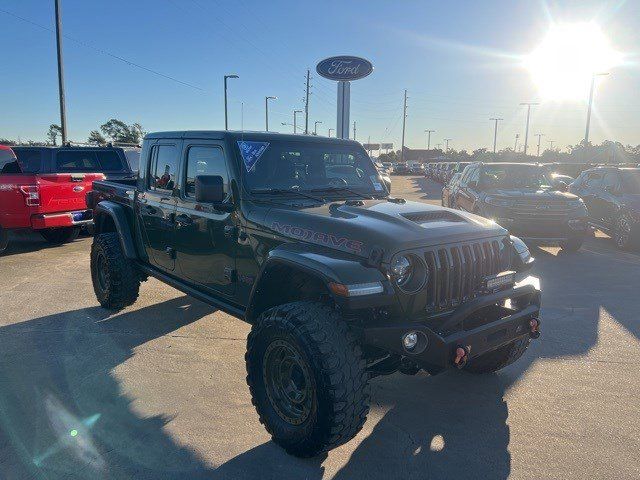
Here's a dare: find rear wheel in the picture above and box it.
[246,301,370,457]
[464,337,530,374]
[40,226,80,245]
[613,213,637,250]
[90,232,140,310]
[0,227,8,254]
[559,235,584,252]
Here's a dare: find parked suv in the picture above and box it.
[87,131,541,457]
[452,162,588,251]
[570,166,640,249]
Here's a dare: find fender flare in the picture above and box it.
[93,201,137,259]
[245,242,392,322]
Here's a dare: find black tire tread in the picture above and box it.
[90,232,140,310]
[464,336,530,374]
[246,301,370,457]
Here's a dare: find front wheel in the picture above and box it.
[40,226,80,245]
[90,232,140,310]
[464,337,530,374]
[0,227,8,254]
[559,235,584,252]
[246,301,370,457]
[613,213,637,250]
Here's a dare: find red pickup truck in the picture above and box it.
[0,145,106,253]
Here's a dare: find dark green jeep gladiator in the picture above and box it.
[86,131,541,457]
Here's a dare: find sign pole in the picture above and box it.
[337,81,350,139]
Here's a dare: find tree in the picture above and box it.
[87,130,107,145]
[99,119,145,144]
[47,124,63,146]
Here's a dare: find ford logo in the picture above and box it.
[73,186,84,192]
[316,56,373,81]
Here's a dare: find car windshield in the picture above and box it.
[480,165,553,190]
[621,171,640,194]
[240,139,385,197]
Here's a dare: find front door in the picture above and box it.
[139,143,180,271]
[174,142,236,297]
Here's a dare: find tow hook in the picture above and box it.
[453,346,470,369]
[529,318,541,339]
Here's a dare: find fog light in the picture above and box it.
[402,332,419,350]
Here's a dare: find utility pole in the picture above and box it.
[519,102,539,155]
[328,128,334,137]
[444,138,452,152]
[224,74,239,130]
[314,121,322,135]
[424,129,435,150]
[304,69,311,134]
[293,110,302,134]
[548,140,555,151]
[400,89,408,161]
[353,121,356,141]
[489,118,503,153]
[514,134,519,152]
[54,0,68,144]
[585,72,609,145]
[265,96,277,131]
[535,133,545,157]
[435,143,442,150]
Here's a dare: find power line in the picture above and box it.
[0,7,204,91]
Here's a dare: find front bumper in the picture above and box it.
[496,216,588,242]
[31,210,93,229]
[359,278,541,374]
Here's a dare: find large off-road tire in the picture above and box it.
[246,301,370,457]
[0,227,8,254]
[40,226,80,245]
[559,235,584,252]
[90,232,140,310]
[464,337,530,374]
[613,213,638,250]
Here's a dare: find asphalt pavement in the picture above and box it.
[0,175,638,479]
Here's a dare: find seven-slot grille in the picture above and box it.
[423,238,510,313]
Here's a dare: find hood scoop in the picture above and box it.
[401,211,466,228]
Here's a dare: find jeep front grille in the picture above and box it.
[423,238,509,313]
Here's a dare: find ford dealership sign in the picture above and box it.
[316,56,373,81]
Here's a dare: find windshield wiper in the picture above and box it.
[251,187,326,203]
[308,186,377,200]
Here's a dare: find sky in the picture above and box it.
[1,0,638,153]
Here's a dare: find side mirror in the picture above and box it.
[195,175,225,204]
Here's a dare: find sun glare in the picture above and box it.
[525,23,622,101]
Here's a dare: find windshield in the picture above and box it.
[621,171,640,194]
[240,139,385,196]
[480,165,553,190]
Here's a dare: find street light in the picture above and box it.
[265,96,277,131]
[314,121,323,135]
[424,129,435,150]
[224,74,239,130]
[293,110,303,134]
[489,118,503,153]
[328,128,334,137]
[585,72,609,145]
[535,133,545,157]
[444,138,452,152]
[519,102,539,155]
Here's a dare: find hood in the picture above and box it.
[484,188,579,201]
[261,199,507,261]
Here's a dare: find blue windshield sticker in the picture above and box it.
[237,141,269,172]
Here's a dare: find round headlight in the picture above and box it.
[391,255,412,283]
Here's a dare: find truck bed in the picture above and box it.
[86,179,137,210]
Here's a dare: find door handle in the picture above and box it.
[175,214,193,226]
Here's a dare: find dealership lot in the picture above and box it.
[0,175,638,480]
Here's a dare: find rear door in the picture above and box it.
[456,167,479,212]
[139,142,180,271]
[174,141,236,297]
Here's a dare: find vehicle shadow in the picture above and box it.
[411,176,443,202]
[0,296,217,479]
[1,231,84,258]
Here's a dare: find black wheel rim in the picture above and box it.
[96,252,109,292]
[617,217,631,247]
[263,339,312,425]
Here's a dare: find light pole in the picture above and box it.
[265,96,277,131]
[444,138,452,152]
[314,121,322,135]
[519,102,539,155]
[548,140,555,151]
[224,74,239,130]
[54,0,68,144]
[514,134,520,152]
[489,118,503,153]
[535,133,545,157]
[293,110,303,134]
[425,129,435,150]
[328,128,334,137]
[585,72,609,145]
